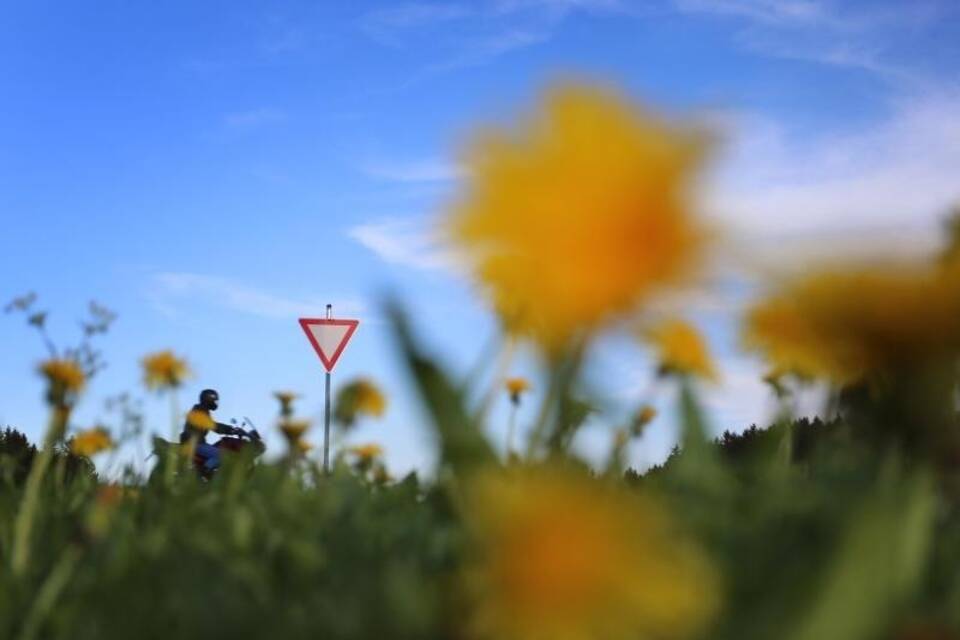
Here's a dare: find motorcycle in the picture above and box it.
[150,417,266,481]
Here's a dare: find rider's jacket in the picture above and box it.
[179,405,237,444]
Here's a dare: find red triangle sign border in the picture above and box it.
[298,317,360,372]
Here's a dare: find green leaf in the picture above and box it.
[671,378,732,494]
[788,470,936,640]
[385,299,494,475]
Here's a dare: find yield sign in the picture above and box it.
[299,317,359,372]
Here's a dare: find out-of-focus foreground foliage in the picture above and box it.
[3,311,960,640]
[4,83,960,640]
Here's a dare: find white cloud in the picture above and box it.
[425,28,553,72]
[700,356,772,428]
[351,93,960,282]
[347,216,464,273]
[674,0,827,26]
[491,0,623,12]
[672,0,947,82]
[706,91,960,262]
[151,272,367,320]
[360,0,625,73]
[349,94,960,308]
[360,158,462,183]
[362,3,473,43]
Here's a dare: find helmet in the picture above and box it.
[199,389,219,411]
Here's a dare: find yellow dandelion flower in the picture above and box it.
[334,378,387,428]
[505,377,531,405]
[372,464,392,484]
[354,381,386,416]
[295,439,313,455]
[644,319,717,381]
[179,438,198,459]
[273,391,299,418]
[743,262,960,384]
[96,484,124,507]
[141,350,190,390]
[743,296,857,383]
[39,358,86,392]
[637,404,657,424]
[448,83,711,350]
[185,409,216,431]
[347,443,384,461]
[465,466,719,640]
[273,390,299,416]
[86,483,124,539]
[279,419,311,442]
[69,427,114,457]
[631,404,657,437]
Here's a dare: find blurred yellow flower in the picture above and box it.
[86,484,124,539]
[38,359,86,423]
[96,484,124,507]
[743,263,960,384]
[186,409,216,431]
[179,439,198,459]
[372,464,392,484]
[38,358,86,395]
[295,439,313,455]
[448,83,710,350]
[70,427,114,457]
[279,419,311,442]
[743,296,853,383]
[637,404,657,424]
[645,319,717,381]
[334,378,387,428]
[274,391,299,403]
[631,404,657,437]
[505,377,531,404]
[141,350,190,390]
[347,443,384,462]
[465,466,719,640]
[273,391,299,418]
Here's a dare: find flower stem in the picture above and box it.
[475,335,516,426]
[17,545,82,640]
[169,391,180,441]
[526,367,560,459]
[525,342,585,458]
[11,408,68,576]
[506,403,518,455]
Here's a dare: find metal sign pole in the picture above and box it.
[323,304,332,474]
[323,370,331,473]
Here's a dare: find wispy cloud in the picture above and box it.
[674,0,827,26]
[347,216,464,273]
[360,0,624,74]
[672,0,947,82]
[223,108,286,129]
[428,28,553,72]
[259,15,311,55]
[707,91,960,260]
[360,157,462,183]
[362,3,474,44]
[352,92,960,277]
[151,272,367,320]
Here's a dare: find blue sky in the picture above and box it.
[2,0,959,477]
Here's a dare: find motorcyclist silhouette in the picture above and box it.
[180,389,240,472]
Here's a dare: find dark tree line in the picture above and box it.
[0,427,95,486]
